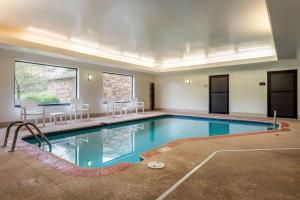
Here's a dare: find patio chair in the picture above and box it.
[70,99,90,121]
[131,98,145,114]
[106,101,115,116]
[20,100,46,127]
[121,101,132,116]
[106,101,121,116]
[106,100,129,117]
[112,102,123,117]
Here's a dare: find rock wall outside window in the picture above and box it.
[103,73,133,102]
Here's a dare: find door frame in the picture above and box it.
[209,74,229,114]
[267,69,298,118]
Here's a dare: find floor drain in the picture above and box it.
[147,161,166,169]
[157,147,171,153]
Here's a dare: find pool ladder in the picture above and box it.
[2,121,52,152]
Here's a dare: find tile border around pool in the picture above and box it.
[12,113,290,177]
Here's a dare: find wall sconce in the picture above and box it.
[87,74,92,81]
[185,79,191,85]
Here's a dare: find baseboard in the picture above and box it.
[229,112,267,118]
[156,108,269,118]
[155,108,208,114]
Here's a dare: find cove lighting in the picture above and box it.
[160,44,276,69]
[70,44,98,55]
[24,27,276,69]
[123,51,140,59]
[238,44,273,52]
[70,37,99,48]
[183,53,205,60]
[24,28,156,67]
[100,46,122,55]
[27,27,68,40]
[140,56,155,63]
[162,58,182,64]
[208,49,235,58]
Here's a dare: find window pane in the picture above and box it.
[103,73,133,101]
[15,61,77,105]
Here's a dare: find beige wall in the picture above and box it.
[155,59,300,117]
[1,46,299,123]
[0,48,154,122]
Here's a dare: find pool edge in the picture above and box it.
[15,115,290,177]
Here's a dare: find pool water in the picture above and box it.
[25,115,275,168]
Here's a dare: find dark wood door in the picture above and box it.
[267,70,297,118]
[209,75,229,114]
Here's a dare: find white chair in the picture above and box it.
[121,101,132,116]
[106,101,115,116]
[49,112,67,125]
[131,98,145,114]
[20,100,46,127]
[106,101,120,116]
[106,101,129,117]
[112,102,123,117]
[70,99,90,121]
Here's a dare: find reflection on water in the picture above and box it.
[42,124,144,168]
[37,117,272,168]
[209,122,230,136]
[149,121,155,142]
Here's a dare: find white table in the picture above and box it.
[105,100,144,117]
[49,112,67,125]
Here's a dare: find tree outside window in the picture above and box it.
[15,61,77,105]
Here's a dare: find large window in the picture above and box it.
[103,72,133,101]
[15,61,77,106]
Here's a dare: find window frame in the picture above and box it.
[14,60,78,107]
[102,72,134,103]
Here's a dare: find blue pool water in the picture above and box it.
[25,115,275,168]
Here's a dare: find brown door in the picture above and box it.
[267,70,297,118]
[209,75,229,114]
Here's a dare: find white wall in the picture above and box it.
[155,59,300,117]
[0,48,154,122]
[1,46,299,123]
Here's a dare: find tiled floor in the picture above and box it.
[0,112,299,200]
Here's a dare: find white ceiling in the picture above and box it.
[0,0,277,72]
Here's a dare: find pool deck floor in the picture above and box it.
[0,112,299,200]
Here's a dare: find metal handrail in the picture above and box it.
[25,123,52,152]
[2,121,24,147]
[9,123,42,152]
[273,110,277,130]
[9,122,52,152]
